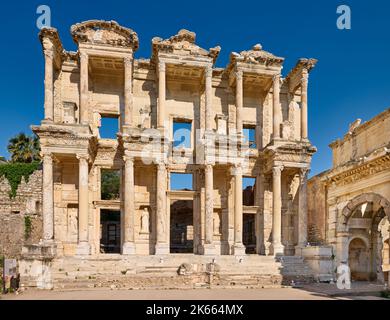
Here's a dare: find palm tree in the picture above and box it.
[7,133,41,163]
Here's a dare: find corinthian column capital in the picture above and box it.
[272,165,284,176]
[76,153,89,162]
[235,69,243,81]
[299,168,310,181]
[158,61,166,73]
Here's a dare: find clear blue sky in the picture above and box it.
[2,0,390,177]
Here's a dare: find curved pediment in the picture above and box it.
[71,20,139,50]
[152,29,220,64]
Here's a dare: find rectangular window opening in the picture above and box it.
[101,169,121,200]
[170,172,193,191]
[243,125,256,149]
[243,177,255,206]
[173,120,192,148]
[100,115,119,139]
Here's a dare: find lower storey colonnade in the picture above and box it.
[41,153,308,257]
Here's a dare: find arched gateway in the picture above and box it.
[339,193,390,282]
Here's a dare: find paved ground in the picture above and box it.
[1,283,387,300]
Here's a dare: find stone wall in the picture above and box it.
[0,169,43,258]
[307,172,327,244]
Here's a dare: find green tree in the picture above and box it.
[7,133,41,163]
[101,170,120,200]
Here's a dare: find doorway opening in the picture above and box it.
[170,200,193,253]
[100,209,121,254]
[348,238,370,281]
[243,213,256,254]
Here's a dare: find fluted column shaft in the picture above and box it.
[203,164,216,254]
[301,72,309,140]
[235,70,243,134]
[205,66,213,131]
[124,56,133,127]
[123,156,136,254]
[272,165,284,254]
[42,153,54,241]
[79,52,89,125]
[76,154,90,254]
[297,169,308,247]
[273,74,281,139]
[43,50,54,122]
[158,61,166,129]
[155,162,168,254]
[233,165,245,255]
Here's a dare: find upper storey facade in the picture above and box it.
[35,20,317,160]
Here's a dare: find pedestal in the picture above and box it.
[122,242,136,255]
[76,241,90,255]
[233,243,246,256]
[155,243,169,255]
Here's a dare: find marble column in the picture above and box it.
[79,52,89,125]
[42,153,54,241]
[205,66,213,131]
[122,156,136,254]
[123,56,133,127]
[204,164,216,255]
[337,231,349,264]
[272,74,281,139]
[296,169,309,254]
[235,70,243,134]
[301,71,309,140]
[43,49,54,122]
[272,165,284,255]
[155,162,169,254]
[158,61,166,129]
[76,154,90,255]
[233,164,245,255]
[255,173,265,255]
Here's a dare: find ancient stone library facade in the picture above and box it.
[7,19,388,290]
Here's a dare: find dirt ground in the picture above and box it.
[1,284,387,300]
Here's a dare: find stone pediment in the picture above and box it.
[71,20,139,50]
[152,29,220,64]
[229,44,284,67]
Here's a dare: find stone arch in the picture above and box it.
[339,193,390,228]
[348,235,370,249]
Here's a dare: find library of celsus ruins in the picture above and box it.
[17,20,332,289]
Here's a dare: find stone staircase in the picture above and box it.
[20,254,316,290]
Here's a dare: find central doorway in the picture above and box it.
[100,209,121,254]
[170,200,194,253]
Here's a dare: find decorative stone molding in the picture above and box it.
[151,29,220,64]
[71,20,139,50]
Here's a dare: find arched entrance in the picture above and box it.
[340,193,390,283]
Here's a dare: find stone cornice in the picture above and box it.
[324,154,390,187]
[285,58,317,92]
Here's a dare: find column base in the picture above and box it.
[202,243,217,255]
[294,245,306,256]
[270,243,284,256]
[122,242,136,255]
[155,243,169,255]
[76,242,91,255]
[232,243,246,256]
